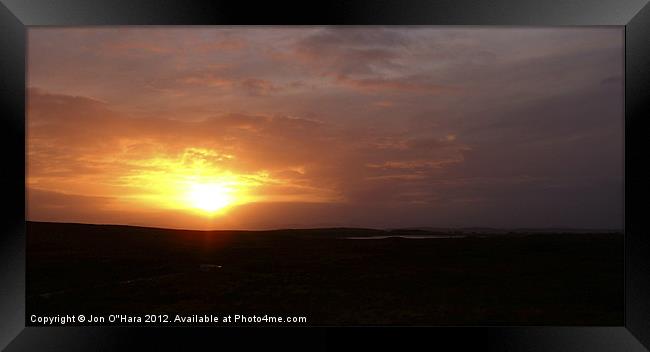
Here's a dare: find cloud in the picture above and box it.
[27,86,471,213]
[294,28,409,75]
[26,27,624,229]
[239,78,282,96]
[335,75,455,94]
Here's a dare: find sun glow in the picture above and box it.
[116,148,266,216]
[186,182,235,213]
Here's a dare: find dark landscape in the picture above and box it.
[27,221,623,326]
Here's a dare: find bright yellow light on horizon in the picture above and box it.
[117,147,264,216]
[186,182,235,213]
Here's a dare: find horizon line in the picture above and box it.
[25,220,624,234]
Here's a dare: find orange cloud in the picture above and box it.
[26,27,624,229]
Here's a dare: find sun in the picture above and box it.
[186,182,235,213]
[119,148,267,216]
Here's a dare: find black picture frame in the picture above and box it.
[1,0,649,350]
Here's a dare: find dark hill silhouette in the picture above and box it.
[27,221,622,325]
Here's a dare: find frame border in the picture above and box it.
[1,0,649,350]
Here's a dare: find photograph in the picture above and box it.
[26,26,624,326]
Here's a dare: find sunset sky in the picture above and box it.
[27,27,623,230]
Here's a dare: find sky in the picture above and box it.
[26,27,623,230]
